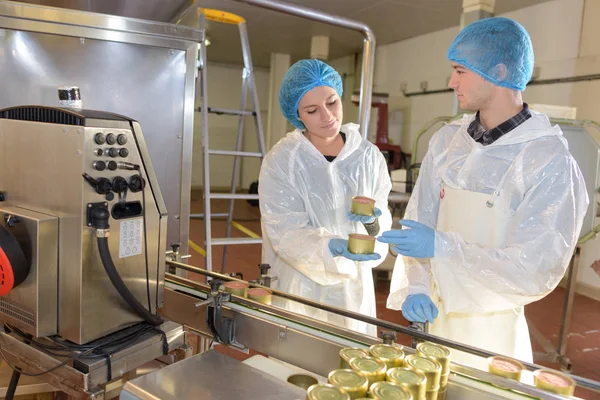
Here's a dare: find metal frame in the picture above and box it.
[161,264,600,398]
[0,0,202,255]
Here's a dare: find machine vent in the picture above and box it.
[0,297,35,327]
[0,106,83,126]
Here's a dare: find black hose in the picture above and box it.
[96,237,162,325]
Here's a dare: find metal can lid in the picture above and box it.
[405,355,441,373]
[340,347,369,362]
[370,344,404,361]
[306,383,351,400]
[328,369,369,390]
[349,356,387,375]
[386,367,426,386]
[416,342,450,359]
[369,381,412,400]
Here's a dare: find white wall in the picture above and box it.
[192,62,269,190]
[333,0,600,296]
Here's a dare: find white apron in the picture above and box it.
[429,156,533,370]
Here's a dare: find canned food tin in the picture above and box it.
[487,356,523,381]
[369,381,413,400]
[351,196,375,216]
[306,383,351,400]
[533,369,576,397]
[437,387,447,400]
[404,355,441,392]
[247,288,272,305]
[223,281,248,297]
[348,234,376,254]
[416,342,451,376]
[328,369,369,399]
[339,347,369,369]
[370,344,405,369]
[386,368,426,400]
[425,388,438,400]
[349,356,387,386]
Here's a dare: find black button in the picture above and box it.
[119,148,129,158]
[95,149,103,156]
[94,133,106,145]
[105,192,115,201]
[108,161,118,171]
[106,134,117,145]
[93,161,106,171]
[109,148,119,158]
[117,134,128,145]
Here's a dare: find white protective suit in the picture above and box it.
[259,123,392,336]
[388,111,588,368]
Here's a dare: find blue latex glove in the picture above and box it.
[378,219,435,258]
[348,207,382,224]
[328,238,381,262]
[402,294,439,323]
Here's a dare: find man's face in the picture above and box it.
[447,63,495,111]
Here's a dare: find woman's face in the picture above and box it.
[297,86,343,138]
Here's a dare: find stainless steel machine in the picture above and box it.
[0,106,167,344]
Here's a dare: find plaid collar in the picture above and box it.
[467,103,531,145]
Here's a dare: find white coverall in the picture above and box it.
[388,111,588,368]
[260,123,392,336]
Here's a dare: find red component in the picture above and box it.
[0,245,16,296]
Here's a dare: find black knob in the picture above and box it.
[109,148,120,158]
[108,161,118,171]
[117,134,128,145]
[95,149,103,156]
[105,192,115,201]
[94,133,106,145]
[129,175,146,193]
[258,263,271,275]
[106,134,117,145]
[119,148,129,158]
[93,161,106,171]
[112,177,128,193]
[95,178,112,195]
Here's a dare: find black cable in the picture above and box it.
[5,365,20,400]
[140,172,152,314]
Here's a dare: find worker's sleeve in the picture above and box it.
[259,153,357,286]
[432,152,589,313]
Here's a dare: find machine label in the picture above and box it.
[119,218,143,258]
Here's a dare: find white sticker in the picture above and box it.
[119,218,143,258]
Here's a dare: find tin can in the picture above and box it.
[339,347,369,369]
[223,281,248,297]
[328,369,369,399]
[386,367,426,400]
[349,356,387,387]
[306,383,351,400]
[424,388,438,400]
[416,342,451,388]
[487,356,523,381]
[533,369,576,397]
[348,234,376,254]
[247,288,272,305]
[437,387,447,400]
[351,196,375,216]
[369,344,405,369]
[369,381,413,400]
[404,355,441,392]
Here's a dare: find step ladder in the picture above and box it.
[192,8,266,272]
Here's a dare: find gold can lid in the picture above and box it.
[405,355,441,373]
[370,344,405,361]
[349,356,387,375]
[306,383,351,400]
[369,381,412,400]
[416,342,450,360]
[328,369,369,391]
[386,367,426,386]
[340,347,369,362]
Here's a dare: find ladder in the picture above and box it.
[193,8,266,273]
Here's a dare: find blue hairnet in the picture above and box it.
[447,17,534,91]
[279,59,344,130]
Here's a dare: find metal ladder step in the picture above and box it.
[209,193,258,200]
[211,237,262,245]
[199,107,255,116]
[208,150,263,157]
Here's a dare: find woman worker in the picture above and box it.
[258,59,392,336]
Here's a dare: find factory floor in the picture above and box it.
[186,195,600,400]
